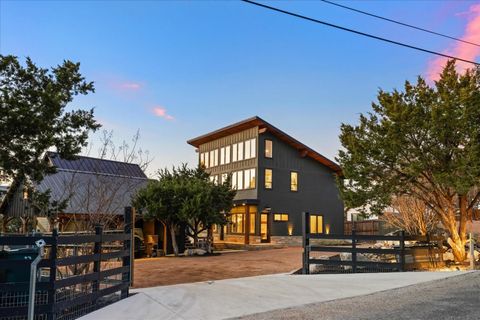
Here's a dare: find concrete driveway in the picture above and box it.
[80,271,471,320]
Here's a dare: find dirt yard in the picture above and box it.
[132,247,303,288]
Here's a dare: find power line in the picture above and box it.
[320,0,480,48]
[241,0,480,66]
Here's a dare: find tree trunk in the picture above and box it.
[441,202,466,262]
[206,226,214,254]
[169,224,179,256]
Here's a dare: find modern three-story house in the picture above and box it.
[187,116,344,245]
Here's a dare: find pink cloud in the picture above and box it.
[426,4,480,82]
[119,82,141,90]
[152,106,175,121]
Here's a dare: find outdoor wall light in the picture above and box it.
[288,223,293,236]
[325,224,330,235]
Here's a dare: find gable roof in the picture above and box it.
[1,153,148,217]
[187,116,342,174]
[47,152,147,179]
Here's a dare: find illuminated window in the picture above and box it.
[200,153,205,167]
[274,214,289,222]
[237,171,243,190]
[233,144,238,162]
[220,147,225,165]
[249,168,256,189]
[204,152,209,168]
[310,215,324,234]
[232,171,237,190]
[290,172,298,191]
[209,150,215,167]
[249,206,257,234]
[245,140,251,159]
[265,140,273,158]
[250,138,256,158]
[238,142,244,161]
[231,213,244,233]
[225,146,231,164]
[265,169,272,189]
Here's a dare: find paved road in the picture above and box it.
[234,271,480,320]
[81,271,470,320]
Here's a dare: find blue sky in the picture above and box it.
[1,0,478,175]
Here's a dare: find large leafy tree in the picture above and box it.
[338,60,480,262]
[0,55,100,217]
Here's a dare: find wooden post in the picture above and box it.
[400,230,405,272]
[352,229,357,273]
[92,225,102,294]
[47,229,58,320]
[122,207,133,298]
[245,205,250,245]
[302,212,310,274]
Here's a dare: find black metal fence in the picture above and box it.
[0,208,133,320]
[302,212,443,274]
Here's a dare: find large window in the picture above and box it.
[200,153,205,167]
[274,214,289,222]
[245,140,251,159]
[231,213,244,234]
[204,152,210,168]
[209,150,215,167]
[220,147,225,165]
[265,169,272,189]
[290,172,298,191]
[214,149,219,166]
[225,145,231,164]
[247,168,256,189]
[232,143,238,162]
[250,138,256,158]
[265,140,273,158]
[310,215,324,234]
[221,173,228,184]
[237,171,243,190]
[232,171,237,189]
[238,142,244,161]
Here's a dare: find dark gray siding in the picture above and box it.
[257,132,344,236]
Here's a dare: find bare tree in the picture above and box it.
[380,196,439,236]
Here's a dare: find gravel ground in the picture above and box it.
[132,247,303,288]
[233,271,480,320]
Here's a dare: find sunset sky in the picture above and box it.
[1,0,479,175]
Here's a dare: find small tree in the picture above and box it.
[180,168,235,251]
[338,60,480,262]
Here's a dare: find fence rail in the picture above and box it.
[0,207,134,320]
[302,212,443,274]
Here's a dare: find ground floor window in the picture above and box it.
[228,206,257,235]
[274,213,288,222]
[310,214,323,234]
[231,212,244,234]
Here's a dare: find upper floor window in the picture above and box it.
[245,138,256,160]
[220,147,225,165]
[236,171,243,190]
[244,168,256,189]
[225,145,231,164]
[221,173,228,184]
[245,140,251,159]
[200,153,205,167]
[210,175,219,185]
[238,142,244,161]
[204,152,210,168]
[265,140,273,158]
[265,169,272,189]
[310,215,324,234]
[290,172,298,191]
[232,144,238,162]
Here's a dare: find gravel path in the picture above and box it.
[233,271,480,320]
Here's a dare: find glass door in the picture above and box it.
[260,213,270,243]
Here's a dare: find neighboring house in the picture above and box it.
[0,152,148,232]
[187,116,344,245]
